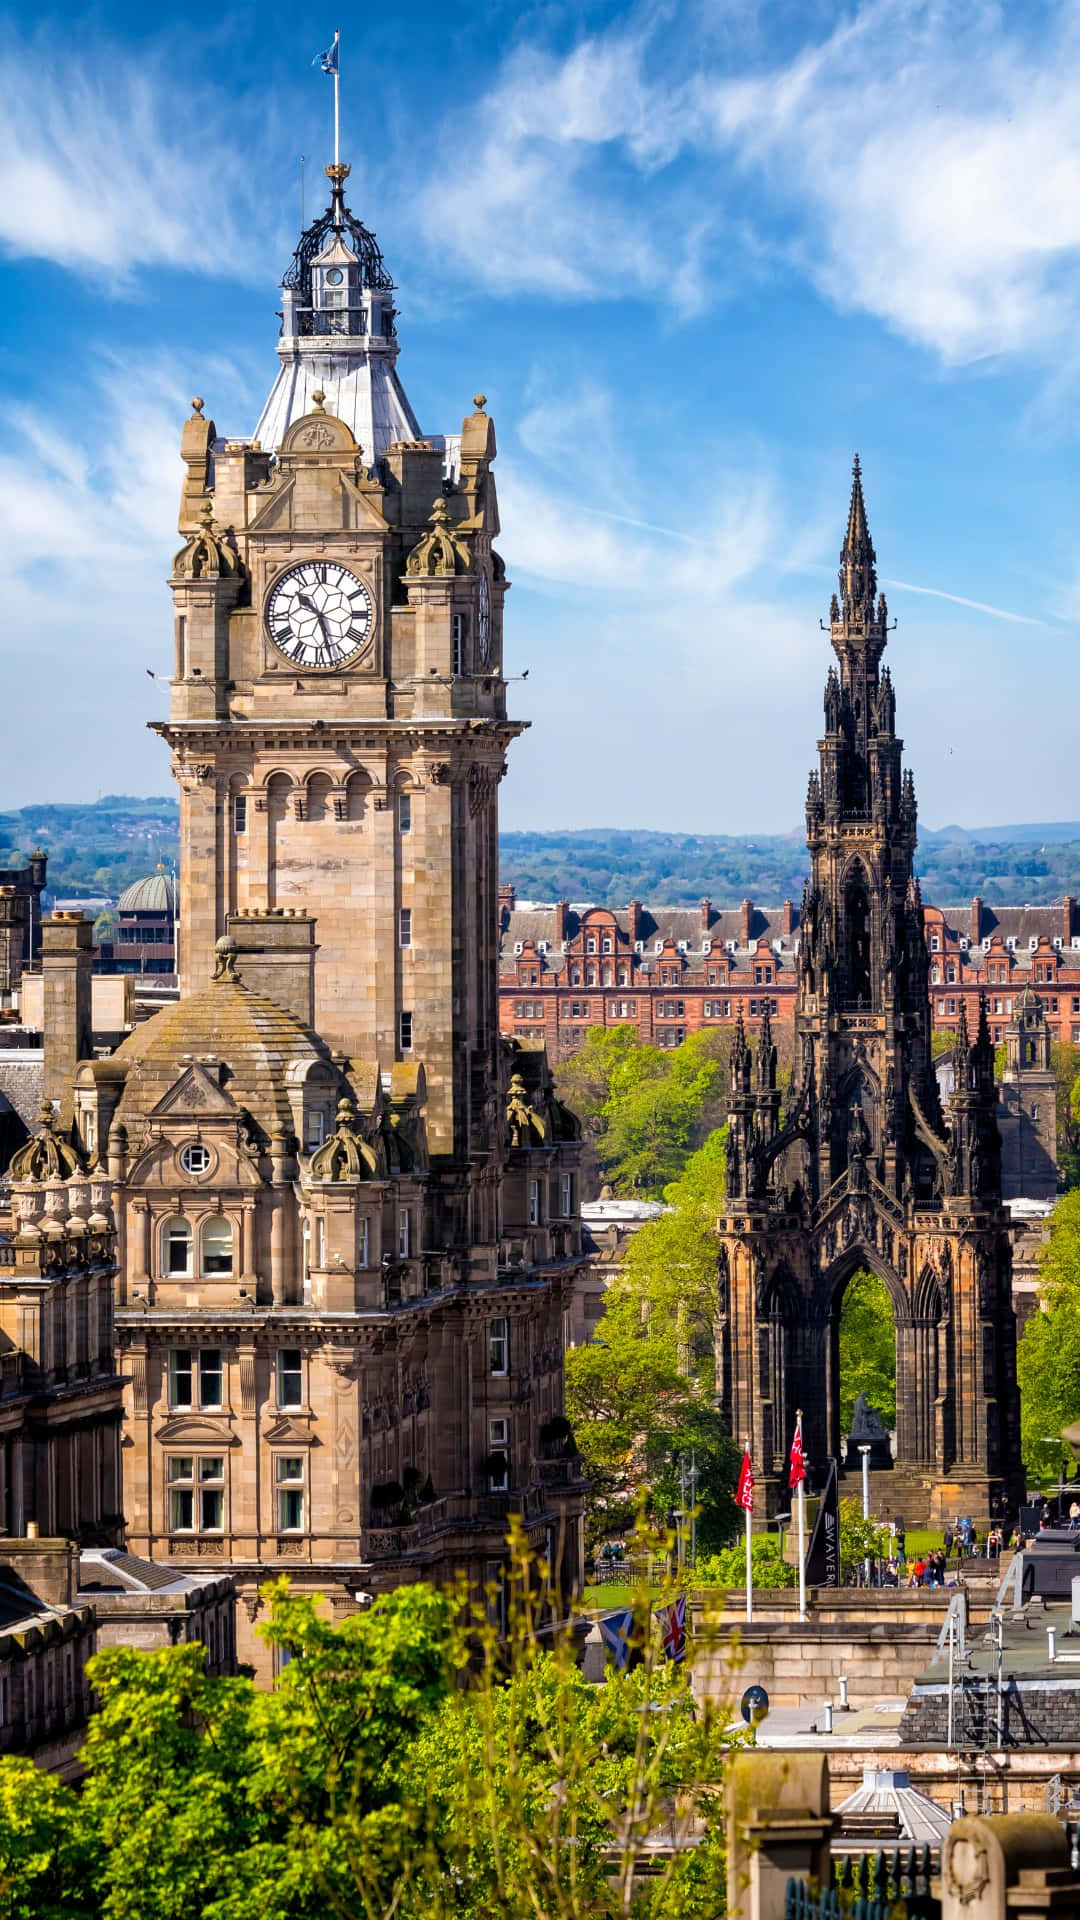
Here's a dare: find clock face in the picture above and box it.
[477,568,492,667]
[266,561,374,669]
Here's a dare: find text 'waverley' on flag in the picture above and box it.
[655,1596,687,1663]
[805,1457,842,1588]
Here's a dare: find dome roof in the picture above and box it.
[117,866,177,915]
[1015,985,1043,1018]
[113,945,336,1138]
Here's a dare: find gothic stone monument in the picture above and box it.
[716,462,1024,1526]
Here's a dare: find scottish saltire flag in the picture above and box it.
[314,31,339,74]
[735,1446,754,1514]
[656,1596,687,1663]
[789,1414,806,1490]
[598,1607,635,1671]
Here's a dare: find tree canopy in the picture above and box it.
[566,1131,740,1552]
[0,1552,739,1920]
[836,1269,896,1434]
[1017,1188,1080,1475]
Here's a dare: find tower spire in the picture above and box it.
[838,453,877,625]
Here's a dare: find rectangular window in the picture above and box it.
[305,1108,326,1150]
[275,1457,305,1532]
[198,1349,223,1410]
[398,1210,412,1259]
[164,1221,192,1277]
[528,1178,541,1226]
[947,998,956,1016]
[168,1350,193,1410]
[749,1000,757,1017]
[314,1216,326,1267]
[561,1171,573,1218]
[451,612,467,675]
[357,1217,370,1267]
[276,1349,303,1408]
[487,1418,509,1491]
[399,907,412,948]
[489,1316,508,1376]
[937,999,946,1016]
[398,791,411,834]
[168,1456,223,1533]
[399,1009,414,1052]
[233,794,247,834]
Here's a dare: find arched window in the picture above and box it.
[201,1217,234,1276]
[161,1217,192,1278]
[601,964,613,986]
[586,937,597,954]
[845,865,872,1005]
[602,936,613,954]
[570,966,581,987]
[617,965,629,986]
[586,964,597,987]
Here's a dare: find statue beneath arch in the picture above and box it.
[715,461,1024,1525]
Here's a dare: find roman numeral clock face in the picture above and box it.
[266,562,374,670]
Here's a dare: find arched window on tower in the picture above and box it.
[201,1218,234,1277]
[845,865,872,1006]
[161,1217,192,1278]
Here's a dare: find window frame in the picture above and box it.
[489,1316,509,1377]
[275,1349,304,1410]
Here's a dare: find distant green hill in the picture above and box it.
[3,800,1077,909]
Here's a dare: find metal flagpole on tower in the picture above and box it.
[333,29,340,166]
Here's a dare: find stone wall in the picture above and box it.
[692,1591,963,1710]
[899,1676,1080,1746]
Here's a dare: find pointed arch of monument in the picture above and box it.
[822,1239,910,1328]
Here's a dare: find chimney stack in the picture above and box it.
[1063,897,1075,948]
[971,896,983,948]
[739,899,754,947]
[554,900,569,944]
[42,911,93,1129]
[628,899,643,945]
[700,898,712,933]
[227,910,318,1027]
[781,899,795,938]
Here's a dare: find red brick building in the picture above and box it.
[498,886,1080,1057]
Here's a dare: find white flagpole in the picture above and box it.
[333,31,340,167]
[796,1411,807,1621]
[745,1499,753,1625]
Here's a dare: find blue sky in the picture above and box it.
[2,0,1079,835]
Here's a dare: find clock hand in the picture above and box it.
[296,594,332,644]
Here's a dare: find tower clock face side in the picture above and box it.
[265,561,375,670]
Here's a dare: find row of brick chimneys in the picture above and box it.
[969,895,1075,947]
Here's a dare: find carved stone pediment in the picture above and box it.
[154,1415,240,1447]
[261,1416,319,1447]
[150,1064,236,1119]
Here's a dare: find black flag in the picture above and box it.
[805,1458,841,1587]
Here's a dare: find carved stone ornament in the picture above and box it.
[427,762,451,787]
[405,496,473,578]
[943,1834,991,1905]
[172,499,243,582]
[468,764,496,816]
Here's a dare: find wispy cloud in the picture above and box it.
[883,578,1045,627]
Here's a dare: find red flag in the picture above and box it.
[789,1415,806,1490]
[735,1447,754,1514]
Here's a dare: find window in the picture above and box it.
[399,1009,413,1052]
[561,1172,573,1217]
[617,965,629,986]
[314,1216,326,1268]
[528,1178,541,1226]
[489,1316,508,1376]
[931,965,941,985]
[305,1107,327,1151]
[947,998,956,1016]
[201,1217,234,1276]
[162,1216,192,1277]
[586,937,597,954]
[937,999,946,1016]
[750,1000,757,1017]
[451,612,466,675]
[487,1419,509,1492]
[180,1143,211,1176]
[276,1349,303,1408]
[233,794,247,834]
[275,1457,305,1532]
[398,1210,412,1259]
[602,937,613,954]
[930,934,941,952]
[168,1456,224,1533]
[399,908,412,948]
[994,998,1003,1015]
[357,1217,370,1267]
[586,965,597,986]
[168,1349,193,1409]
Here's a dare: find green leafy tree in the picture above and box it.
[696,1536,797,1591]
[837,1498,892,1579]
[1017,1189,1080,1475]
[836,1269,896,1433]
[567,1131,740,1550]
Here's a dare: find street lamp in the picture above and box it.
[1041,1437,1067,1523]
[858,1445,873,1586]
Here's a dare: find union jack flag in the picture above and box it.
[656,1595,687,1663]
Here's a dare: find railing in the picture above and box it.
[786,1846,938,1919]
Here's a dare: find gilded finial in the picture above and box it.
[191,397,204,415]
[325,161,351,186]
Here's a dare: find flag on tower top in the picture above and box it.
[315,30,340,74]
[735,1446,754,1514]
[789,1414,806,1490]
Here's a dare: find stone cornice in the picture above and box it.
[150,718,526,752]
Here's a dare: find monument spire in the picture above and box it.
[838,453,878,625]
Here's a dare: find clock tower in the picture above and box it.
[158,164,512,1163]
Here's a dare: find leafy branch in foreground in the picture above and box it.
[0,1523,745,1920]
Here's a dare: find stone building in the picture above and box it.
[998,988,1058,1203]
[107,866,177,979]
[715,461,1023,1526]
[0,850,46,1008]
[27,158,588,1675]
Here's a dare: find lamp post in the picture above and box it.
[859,1445,873,1585]
[1041,1437,1066,1523]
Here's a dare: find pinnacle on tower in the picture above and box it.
[838,453,878,624]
